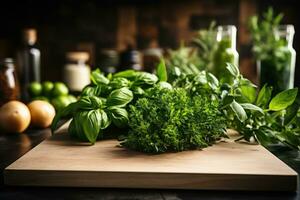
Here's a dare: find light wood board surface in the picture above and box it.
[4,123,298,191]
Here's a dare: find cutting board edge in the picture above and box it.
[4,168,298,191]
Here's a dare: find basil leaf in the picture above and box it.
[134,72,158,86]
[51,102,78,132]
[256,84,273,108]
[113,70,137,80]
[132,86,145,95]
[81,85,102,96]
[81,110,102,144]
[68,119,77,138]
[230,100,247,122]
[157,81,173,90]
[91,69,109,85]
[269,88,298,111]
[226,63,239,77]
[99,110,111,129]
[156,59,168,82]
[109,77,131,89]
[240,103,263,114]
[77,96,103,110]
[108,107,129,127]
[107,87,133,107]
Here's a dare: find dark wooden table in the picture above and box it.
[1,127,299,200]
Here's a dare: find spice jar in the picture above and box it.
[0,58,20,106]
[63,52,91,94]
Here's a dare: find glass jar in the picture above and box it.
[0,58,20,106]
[98,49,119,74]
[214,25,239,83]
[63,52,91,94]
[257,25,296,94]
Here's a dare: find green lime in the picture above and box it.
[42,81,54,97]
[67,95,77,103]
[32,96,49,102]
[51,95,71,111]
[51,82,69,97]
[28,82,42,97]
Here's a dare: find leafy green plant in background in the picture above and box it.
[249,7,295,94]
[166,22,218,79]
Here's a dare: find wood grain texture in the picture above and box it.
[4,124,298,191]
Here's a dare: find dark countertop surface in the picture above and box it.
[0,127,299,200]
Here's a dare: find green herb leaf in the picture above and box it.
[156,58,168,82]
[51,102,78,132]
[240,85,257,103]
[109,77,131,89]
[113,70,138,80]
[269,88,298,111]
[134,72,158,86]
[99,110,111,129]
[230,100,247,122]
[81,85,102,97]
[81,110,102,144]
[91,69,109,85]
[240,103,264,114]
[256,84,273,107]
[226,63,239,77]
[106,87,133,107]
[108,107,129,127]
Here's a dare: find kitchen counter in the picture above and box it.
[0,127,299,200]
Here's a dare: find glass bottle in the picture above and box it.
[119,45,143,71]
[214,25,239,83]
[257,25,296,94]
[17,28,41,102]
[63,52,91,95]
[0,58,20,106]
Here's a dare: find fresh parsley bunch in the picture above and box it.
[122,87,226,153]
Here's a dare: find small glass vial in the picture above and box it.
[0,58,20,106]
[214,25,239,82]
[257,25,296,94]
[63,52,91,94]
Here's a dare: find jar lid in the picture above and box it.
[0,58,14,68]
[66,52,90,62]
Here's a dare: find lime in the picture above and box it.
[42,81,54,97]
[67,95,77,103]
[28,82,42,97]
[51,82,69,97]
[51,95,71,111]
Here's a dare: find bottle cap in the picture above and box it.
[23,29,37,45]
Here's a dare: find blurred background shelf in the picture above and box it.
[0,0,299,86]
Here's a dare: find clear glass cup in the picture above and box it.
[214,25,239,83]
[257,25,296,94]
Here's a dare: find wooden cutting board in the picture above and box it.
[4,123,298,191]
